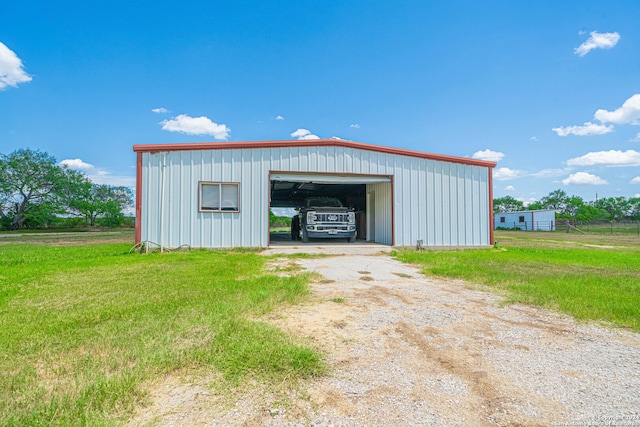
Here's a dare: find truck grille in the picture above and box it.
[314,213,349,223]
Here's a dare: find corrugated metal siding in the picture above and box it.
[140,145,492,248]
[366,182,392,245]
[391,158,490,247]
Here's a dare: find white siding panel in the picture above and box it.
[366,182,392,245]
[388,157,491,247]
[424,160,434,245]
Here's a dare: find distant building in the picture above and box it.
[494,209,558,231]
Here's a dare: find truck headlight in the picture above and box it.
[307,211,317,224]
[348,212,355,224]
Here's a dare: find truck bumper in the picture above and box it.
[305,225,356,239]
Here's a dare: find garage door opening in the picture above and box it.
[269,172,393,246]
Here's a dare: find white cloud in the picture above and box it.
[152,107,169,114]
[60,158,135,188]
[530,168,572,178]
[291,128,320,140]
[161,114,230,139]
[562,172,608,186]
[60,158,95,170]
[493,167,523,181]
[594,94,640,125]
[552,121,613,136]
[553,94,640,139]
[505,185,515,191]
[0,42,32,90]
[88,172,135,188]
[472,149,504,162]
[530,136,538,141]
[350,124,361,129]
[630,177,640,184]
[275,115,284,120]
[574,31,620,57]
[566,150,640,167]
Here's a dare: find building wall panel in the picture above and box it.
[139,145,492,249]
[366,181,392,245]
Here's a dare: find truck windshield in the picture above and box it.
[305,198,343,207]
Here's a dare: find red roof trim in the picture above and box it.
[132,139,496,168]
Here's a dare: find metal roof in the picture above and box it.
[133,139,497,169]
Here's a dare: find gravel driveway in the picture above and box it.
[131,253,640,427]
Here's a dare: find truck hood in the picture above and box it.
[307,207,351,212]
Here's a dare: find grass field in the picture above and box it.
[3,229,639,425]
[0,232,323,426]
[395,230,640,331]
[573,221,640,236]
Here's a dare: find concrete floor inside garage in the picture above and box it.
[265,233,392,255]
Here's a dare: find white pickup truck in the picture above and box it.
[291,197,357,243]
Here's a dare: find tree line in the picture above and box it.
[494,189,640,222]
[0,149,133,230]
[269,210,293,228]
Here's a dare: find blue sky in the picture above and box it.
[2,0,639,204]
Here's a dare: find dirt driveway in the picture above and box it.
[132,253,640,426]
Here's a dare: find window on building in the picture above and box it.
[518,215,525,222]
[199,182,239,212]
[500,217,506,223]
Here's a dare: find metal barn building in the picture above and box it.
[133,139,496,249]
[494,209,558,231]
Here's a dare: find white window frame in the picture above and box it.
[199,181,240,212]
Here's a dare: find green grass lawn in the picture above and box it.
[4,229,639,425]
[0,235,323,426]
[395,231,640,331]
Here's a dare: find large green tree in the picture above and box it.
[575,204,609,222]
[539,189,568,212]
[529,189,584,216]
[493,196,525,213]
[64,175,133,226]
[629,197,640,221]
[0,148,133,230]
[593,196,631,221]
[526,190,640,221]
[0,149,72,230]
